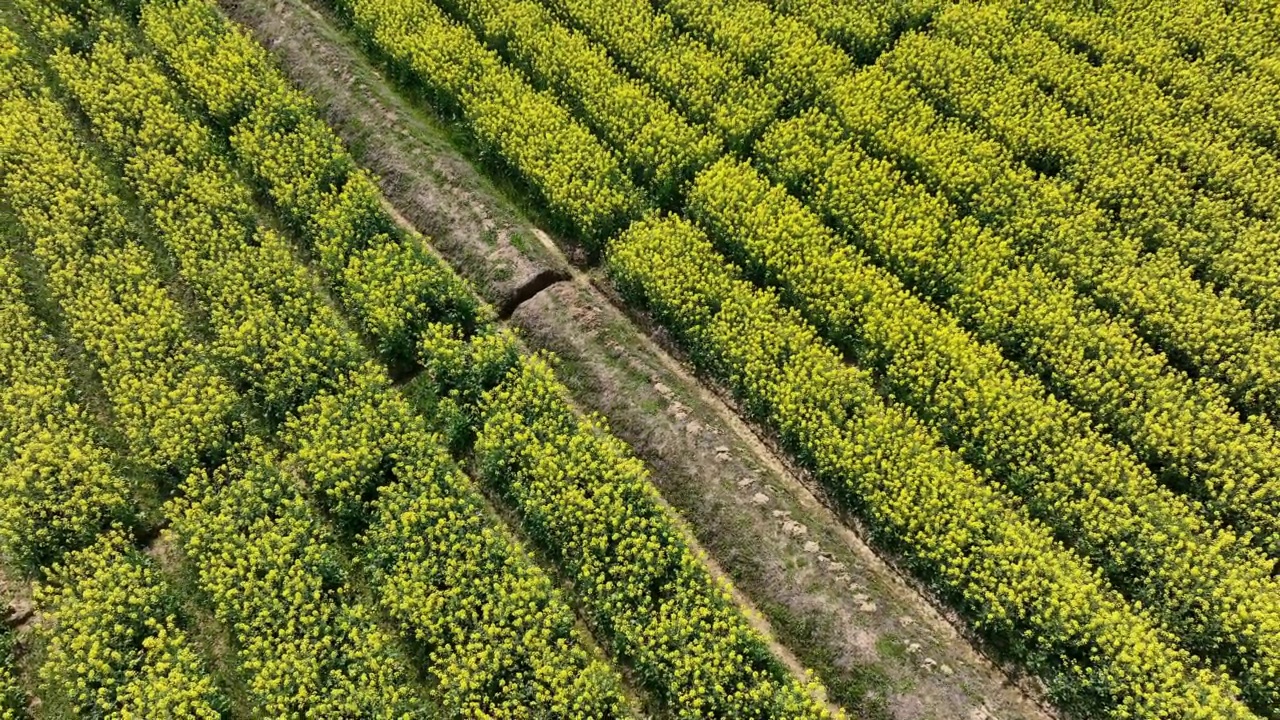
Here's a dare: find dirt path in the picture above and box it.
[220,0,1059,717]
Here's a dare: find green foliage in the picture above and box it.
[0,621,25,719]
[608,214,1256,719]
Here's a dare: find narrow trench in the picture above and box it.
[496,267,571,319]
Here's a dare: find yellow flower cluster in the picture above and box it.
[755,108,1280,558]
[285,366,627,716]
[0,249,131,572]
[34,532,223,719]
[766,0,936,63]
[931,3,1280,299]
[337,0,644,243]
[877,22,1280,333]
[539,0,780,150]
[0,76,237,476]
[433,0,720,203]
[659,0,1280,422]
[174,441,426,718]
[656,0,852,106]
[994,0,1280,161]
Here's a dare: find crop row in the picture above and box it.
[0,249,214,716]
[0,250,194,715]
[0,243,129,572]
[138,0,836,713]
[137,1,485,372]
[683,154,1280,710]
[180,436,436,717]
[0,32,224,715]
[877,27,1280,330]
[717,0,1280,532]
[289,362,634,716]
[433,0,720,204]
[1,47,236,477]
[755,106,1280,555]
[607,214,1255,719]
[343,0,642,242]
[476,357,828,716]
[1101,0,1280,73]
[538,0,778,149]
[1004,0,1280,152]
[670,0,1280,420]
[523,0,1280,562]
[34,533,224,718]
[770,0,1280,246]
[929,3,1280,229]
[762,0,938,62]
[655,0,1280,423]
[757,0,1269,543]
